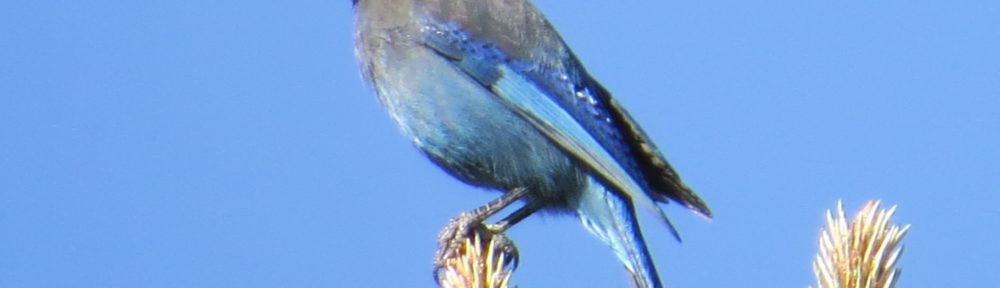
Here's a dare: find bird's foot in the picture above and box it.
[434,212,498,267]
[434,218,519,286]
[433,187,529,268]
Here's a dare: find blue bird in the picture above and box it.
[353,0,711,287]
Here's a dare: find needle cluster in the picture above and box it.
[813,201,910,288]
[437,228,518,288]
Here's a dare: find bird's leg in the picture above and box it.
[434,187,528,267]
[485,201,543,233]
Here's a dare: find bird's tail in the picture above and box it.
[575,177,663,288]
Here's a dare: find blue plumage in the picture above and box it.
[354,1,710,287]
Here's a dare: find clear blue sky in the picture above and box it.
[2,1,998,287]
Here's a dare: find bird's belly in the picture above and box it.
[373,45,584,200]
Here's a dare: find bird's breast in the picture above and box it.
[365,35,584,204]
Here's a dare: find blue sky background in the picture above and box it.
[2,1,998,287]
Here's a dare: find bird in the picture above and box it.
[352,0,711,287]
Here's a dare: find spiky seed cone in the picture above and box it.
[437,227,518,288]
[813,200,910,288]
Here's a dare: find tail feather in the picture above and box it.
[575,177,663,288]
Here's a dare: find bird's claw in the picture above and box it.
[433,214,520,286]
[434,211,488,267]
